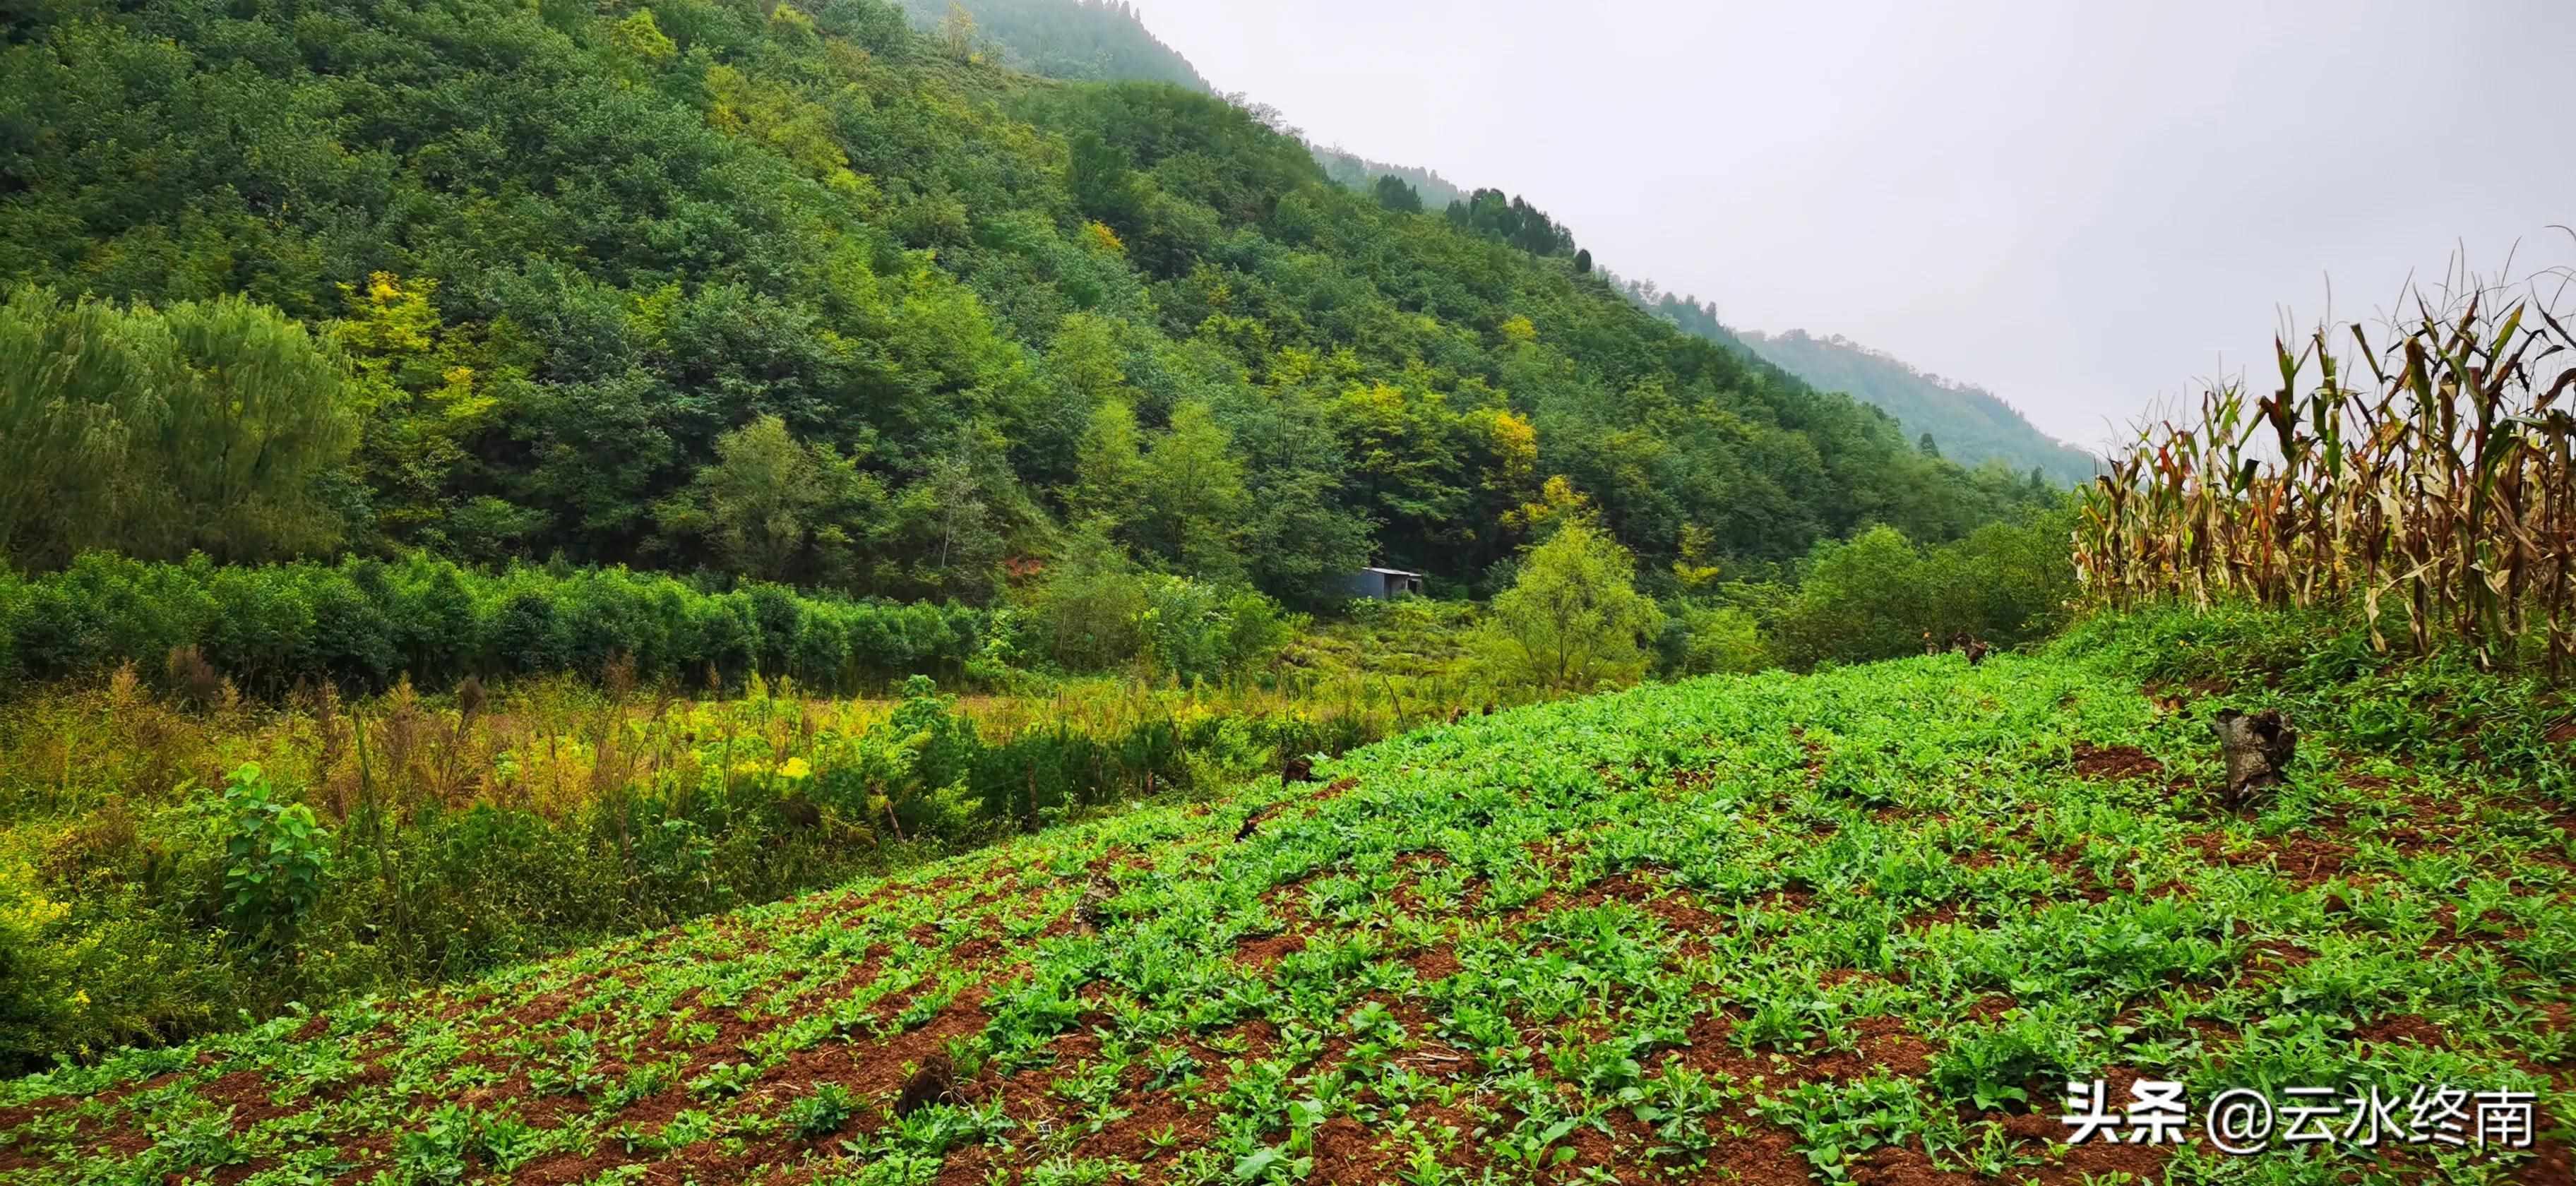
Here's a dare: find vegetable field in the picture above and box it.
[8,642,2572,1185]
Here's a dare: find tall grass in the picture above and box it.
[0,597,1517,1066]
[2075,252,2576,671]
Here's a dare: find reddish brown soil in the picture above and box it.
[2070,743,2164,781]
[2353,1013,2450,1047]
[2186,831,2354,888]
[1234,931,1306,969]
[1305,1116,1400,1185]
[1409,945,1460,981]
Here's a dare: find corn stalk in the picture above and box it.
[2075,263,2576,674]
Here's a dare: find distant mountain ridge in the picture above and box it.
[1311,149,1468,210]
[918,0,2096,487]
[1738,329,2099,486]
[1614,280,2099,485]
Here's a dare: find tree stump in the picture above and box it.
[2212,709,2297,802]
[1074,875,1115,930]
[894,1053,959,1117]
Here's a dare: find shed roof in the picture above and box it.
[1359,567,1424,577]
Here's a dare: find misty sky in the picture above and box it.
[1134,0,2574,453]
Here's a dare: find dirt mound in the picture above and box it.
[2070,742,2164,781]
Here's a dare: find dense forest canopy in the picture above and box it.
[0,0,2052,606]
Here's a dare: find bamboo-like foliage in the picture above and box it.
[2075,260,2576,673]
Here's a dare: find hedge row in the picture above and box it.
[0,553,996,697]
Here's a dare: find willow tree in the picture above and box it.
[0,286,359,569]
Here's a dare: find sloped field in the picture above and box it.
[8,652,2572,1185]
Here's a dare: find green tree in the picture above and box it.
[1371,174,1421,214]
[883,429,1021,602]
[328,272,499,549]
[1134,402,1250,583]
[1221,385,1374,605]
[655,416,885,587]
[1660,601,1768,677]
[1767,507,2074,669]
[0,286,359,569]
[1768,525,1930,668]
[605,8,676,64]
[1028,522,1151,671]
[1483,520,1664,693]
[938,1,979,61]
[1071,398,1147,525]
[1003,312,1125,491]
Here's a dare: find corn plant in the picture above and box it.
[2075,256,2576,671]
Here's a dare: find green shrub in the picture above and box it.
[0,553,999,697]
[0,567,23,685]
[0,286,359,571]
[217,764,331,942]
[1481,521,1664,693]
[1025,535,1297,682]
[783,1082,859,1138]
[1135,577,1298,684]
[2057,602,2575,801]
[1769,505,2075,669]
[0,865,84,1063]
[1657,601,1767,678]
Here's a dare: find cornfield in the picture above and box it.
[2075,253,2576,672]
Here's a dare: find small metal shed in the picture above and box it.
[1347,567,1426,599]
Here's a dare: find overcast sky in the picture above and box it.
[1132,0,2573,452]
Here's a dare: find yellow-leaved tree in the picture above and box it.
[329,272,499,547]
[1484,515,1664,694]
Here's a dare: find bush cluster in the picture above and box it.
[1022,547,1299,683]
[2056,601,2575,800]
[1647,504,2080,676]
[0,553,994,697]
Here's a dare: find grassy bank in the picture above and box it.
[0,599,1517,1070]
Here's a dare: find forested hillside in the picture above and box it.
[917,0,2092,493]
[887,0,1207,91]
[0,0,2050,604]
[1312,147,1467,211]
[1623,282,2101,485]
[1740,328,2099,485]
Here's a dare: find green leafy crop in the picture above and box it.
[7,629,2570,1185]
